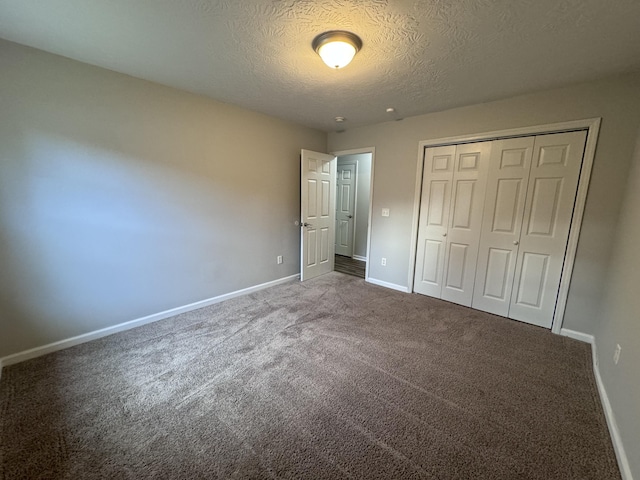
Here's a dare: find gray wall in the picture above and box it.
[596,130,640,478]
[337,153,371,259]
[0,40,326,358]
[328,72,640,337]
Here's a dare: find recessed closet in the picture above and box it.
[413,130,588,329]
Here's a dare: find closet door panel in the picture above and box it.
[482,248,513,300]
[444,243,468,290]
[442,142,492,306]
[472,137,534,316]
[414,146,455,297]
[509,131,587,327]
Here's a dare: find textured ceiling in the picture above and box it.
[1,0,640,132]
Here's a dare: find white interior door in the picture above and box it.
[441,142,492,306]
[472,137,534,317]
[300,149,336,281]
[508,131,587,327]
[413,145,455,297]
[335,160,357,257]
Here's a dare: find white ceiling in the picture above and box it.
[1,0,640,132]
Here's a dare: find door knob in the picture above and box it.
[442,233,447,237]
[513,240,519,245]
[302,222,313,228]
[347,215,353,218]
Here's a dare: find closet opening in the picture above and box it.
[409,119,600,333]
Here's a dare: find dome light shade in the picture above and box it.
[312,31,362,69]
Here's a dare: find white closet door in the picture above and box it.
[508,131,587,327]
[472,137,534,317]
[414,145,455,297]
[441,142,492,306]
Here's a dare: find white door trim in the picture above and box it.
[331,147,376,282]
[408,118,601,333]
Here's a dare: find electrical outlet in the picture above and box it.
[277,255,283,264]
[381,257,387,266]
[614,344,622,365]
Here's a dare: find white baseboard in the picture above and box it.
[366,277,410,293]
[560,328,632,480]
[591,343,633,480]
[0,274,300,372]
[559,328,594,344]
[352,255,367,262]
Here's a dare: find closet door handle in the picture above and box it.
[513,240,519,245]
[442,233,447,237]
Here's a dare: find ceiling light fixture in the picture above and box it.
[312,31,362,69]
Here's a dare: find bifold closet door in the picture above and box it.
[414,142,491,305]
[414,145,455,297]
[440,142,491,306]
[472,137,535,317]
[416,131,588,329]
[508,131,587,327]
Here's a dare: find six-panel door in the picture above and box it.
[301,150,336,281]
[335,160,357,257]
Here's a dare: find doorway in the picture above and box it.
[333,151,373,279]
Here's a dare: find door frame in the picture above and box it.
[408,118,601,334]
[331,147,376,282]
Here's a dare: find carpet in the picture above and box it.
[0,272,620,479]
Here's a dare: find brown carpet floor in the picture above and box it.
[334,255,366,278]
[0,273,619,479]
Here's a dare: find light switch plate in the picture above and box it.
[382,208,390,217]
